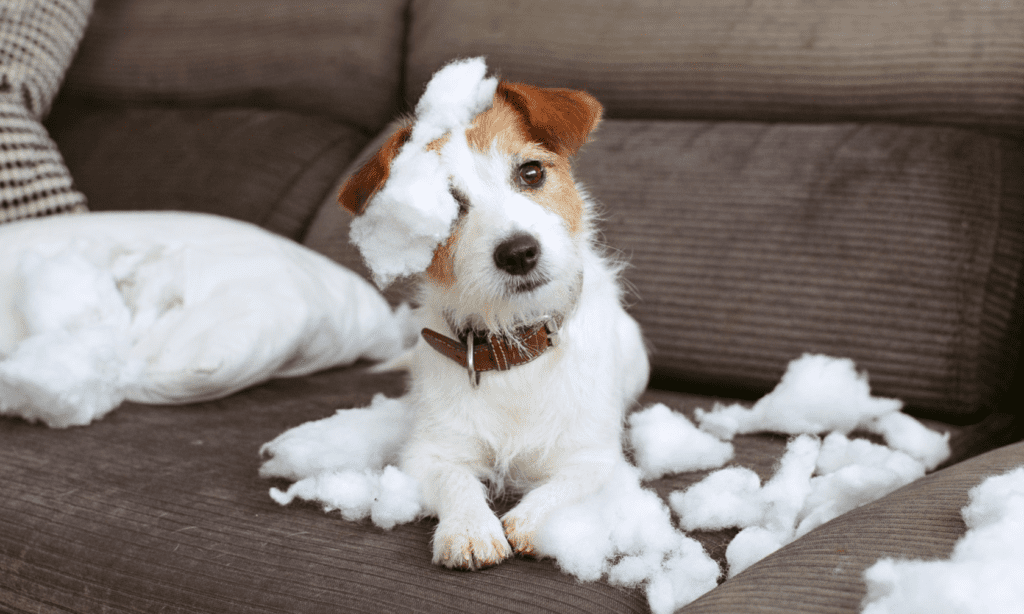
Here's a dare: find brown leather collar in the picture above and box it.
[421,316,561,387]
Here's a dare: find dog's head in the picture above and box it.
[339,58,602,335]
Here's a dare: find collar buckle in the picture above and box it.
[539,315,561,347]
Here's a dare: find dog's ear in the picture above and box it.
[338,122,414,215]
[497,80,603,157]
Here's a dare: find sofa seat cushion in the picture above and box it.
[0,367,648,614]
[407,0,1024,136]
[45,104,368,242]
[61,0,407,133]
[0,366,994,614]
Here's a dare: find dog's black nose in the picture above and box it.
[493,233,541,276]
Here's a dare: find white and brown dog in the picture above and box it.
[338,58,649,569]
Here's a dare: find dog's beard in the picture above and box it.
[503,271,550,295]
[436,269,583,341]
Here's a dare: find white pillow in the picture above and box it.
[0,211,406,428]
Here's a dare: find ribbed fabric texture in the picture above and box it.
[0,0,91,224]
[47,105,368,241]
[574,120,1024,417]
[408,0,1024,135]
[62,0,408,133]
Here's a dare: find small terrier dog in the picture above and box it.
[338,61,649,569]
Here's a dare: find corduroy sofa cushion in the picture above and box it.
[60,0,407,133]
[45,104,368,242]
[0,367,654,614]
[571,120,1024,419]
[407,0,1024,135]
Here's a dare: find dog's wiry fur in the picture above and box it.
[339,76,649,569]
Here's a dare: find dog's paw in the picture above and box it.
[433,513,512,570]
[501,509,540,557]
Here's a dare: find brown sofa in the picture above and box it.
[3,1,1023,612]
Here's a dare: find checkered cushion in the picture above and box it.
[0,0,91,224]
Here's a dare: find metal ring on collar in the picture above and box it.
[466,333,480,387]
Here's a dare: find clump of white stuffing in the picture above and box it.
[866,411,951,471]
[695,354,901,438]
[262,394,423,530]
[723,434,821,576]
[259,394,411,481]
[269,466,423,531]
[861,466,1024,614]
[671,431,936,577]
[628,403,734,479]
[0,246,140,426]
[672,467,764,532]
[349,57,498,288]
[0,211,406,427]
[533,462,721,614]
[796,433,925,539]
[695,354,950,470]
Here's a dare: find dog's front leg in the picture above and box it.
[501,451,621,556]
[403,449,512,570]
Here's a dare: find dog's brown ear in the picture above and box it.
[338,123,414,215]
[497,80,603,157]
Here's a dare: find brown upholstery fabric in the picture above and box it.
[61,0,407,132]
[46,104,368,241]
[680,439,1024,613]
[0,367,992,614]
[407,0,1024,135]
[572,120,1024,419]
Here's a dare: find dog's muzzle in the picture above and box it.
[421,316,561,387]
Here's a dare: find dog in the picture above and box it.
[337,60,649,570]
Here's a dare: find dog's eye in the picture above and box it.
[517,161,545,188]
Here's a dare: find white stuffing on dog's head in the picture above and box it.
[339,56,603,337]
[411,57,498,143]
[343,57,499,289]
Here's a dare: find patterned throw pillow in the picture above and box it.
[0,0,91,224]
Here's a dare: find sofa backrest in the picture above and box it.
[57,0,1024,421]
[397,0,1024,419]
[406,0,1024,137]
[61,0,408,133]
[576,121,1024,419]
